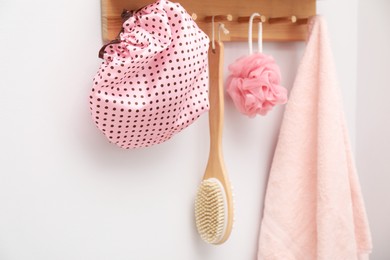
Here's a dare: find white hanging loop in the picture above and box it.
[218,23,230,43]
[211,16,216,50]
[248,13,263,55]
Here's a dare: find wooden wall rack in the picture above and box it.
[101,0,316,43]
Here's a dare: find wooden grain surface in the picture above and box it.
[204,41,234,244]
[101,0,316,42]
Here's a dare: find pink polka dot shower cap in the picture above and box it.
[90,0,210,149]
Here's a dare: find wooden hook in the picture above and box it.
[268,15,297,24]
[237,15,267,23]
[296,17,309,25]
[204,15,233,23]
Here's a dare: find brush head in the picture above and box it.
[195,178,228,244]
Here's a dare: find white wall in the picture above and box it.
[357,0,390,259]
[0,1,363,259]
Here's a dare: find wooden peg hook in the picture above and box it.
[191,13,198,21]
[268,15,297,24]
[237,15,267,23]
[296,17,309,25]
[204,15,233,23]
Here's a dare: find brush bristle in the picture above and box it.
[195,178,227,244]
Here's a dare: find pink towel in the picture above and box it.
[257,16,372,260]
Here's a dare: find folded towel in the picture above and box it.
[257,16,372,260]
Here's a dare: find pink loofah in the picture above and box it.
[225,13,288,117]
[226,53,288,117]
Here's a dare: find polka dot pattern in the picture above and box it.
[90,0,210,149]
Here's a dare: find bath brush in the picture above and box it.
[194,41,234,245]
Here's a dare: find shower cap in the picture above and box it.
[90,0,210,149]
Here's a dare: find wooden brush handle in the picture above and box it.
[205,41,234,244]
[208,41,225,156]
